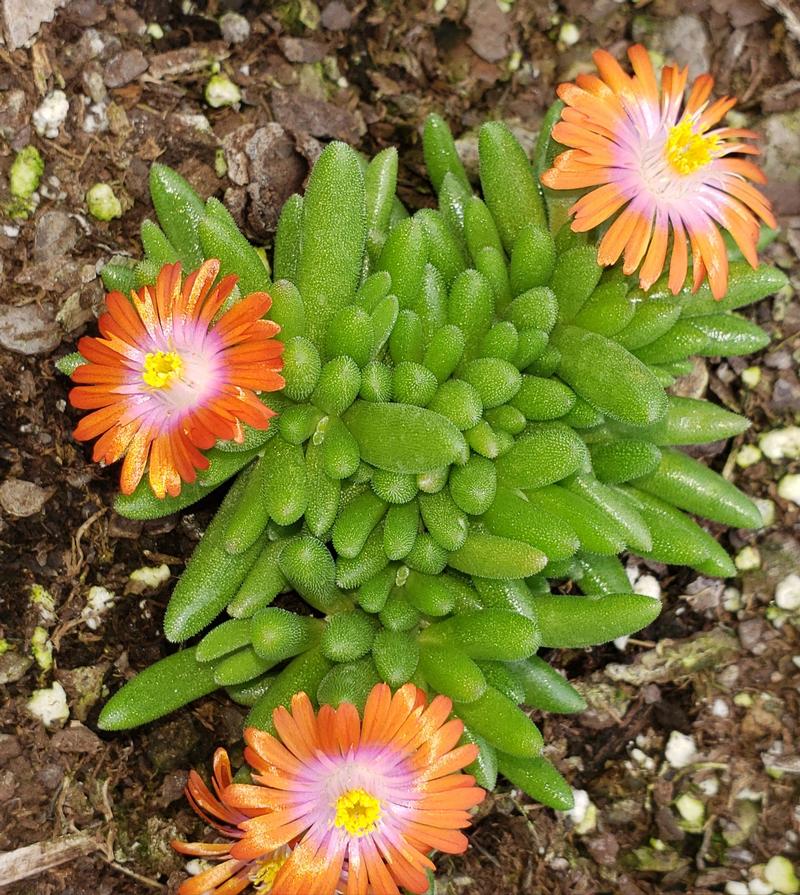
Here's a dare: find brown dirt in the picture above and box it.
[1,1,799,893]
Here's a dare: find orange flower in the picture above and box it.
[69,261,284,498]
[172,748,292,895]
[224,683,485,895]
[541,45,776,299]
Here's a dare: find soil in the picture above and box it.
[1,1,800,893]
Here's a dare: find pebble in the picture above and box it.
[764,855,800,894]
[129,564,171,588]
[0,303,61,355]
[32,90,69,138]
[712,698,731,718]
[761,110,800,215]
[754,498,775,527]
[0,478,51,516]
[736,444,763,468]
[658,15,711,79]
[741,366,762,388]
[103,48,148,87]
[0,650,33,685]
[320,0,352,29]
[219,10,250,43]
[559,22,581,46]
[81,585,115,630]
[775,574,800,611]
[735,546,761,572]
[34,210,79,260]
[665,731,698,768]
[634,574,661,600]
[27,681,70,727]
[777,474,800,506]
[759,427,800,460]
[1,0,67,50]
[726,884,750,895]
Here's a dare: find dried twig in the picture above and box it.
[0,832,99,887]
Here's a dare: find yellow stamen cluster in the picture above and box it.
[142,351,183,389]
[665,118,720,175]
[334,788,382,837]
[250,850,290,892]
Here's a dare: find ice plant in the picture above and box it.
[221,683,485,895]
[68,260,284,498]
[96,118,786,815]
[541,44,776,299]
[172,748,291,894]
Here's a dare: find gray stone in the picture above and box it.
[103,49,148,88]
[321,1,352,30]
[465,0,511,63]
[761,110,800,216]
[0,651,33,685]
[0,89,28,143]
[0,302,61,355]
[1,0,67,50]
[33,210,78,261]
[219,11,250,44]
[0,478,52,516]
[660,16,711,80]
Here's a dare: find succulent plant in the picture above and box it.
[93,113,786,809]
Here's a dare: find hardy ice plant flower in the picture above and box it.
[541,44,776,299]
[69,260,284,498]
[223,683,485,895]
[172,747,292,895]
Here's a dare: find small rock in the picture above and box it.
[34,210,79,261]
[320,0,352,29]
[205,73,241,108]
[50,722,102,754]
[0,88,28,144]
[81,585,115,630]
[760,427,800,460]
[156,770,189,808]
[148,42,230,80]
[778,474,800,506]
[103,49,148,88]
[0,478,51,516]
[219,11,250,44]
[279,36,329,63]
[735,545,761,571]
[585,832,620,866]
[27,681,70,728]
[761,110,800,215]
[56,664,108,721]
[772,376,800,414]
[764,855,800,894]
[129,564,171,589]
[32,90,69,139]
[1,0,67,50]
[775,574,800,611]
[559,22,581,46]
[658,15,711,79]
[465,0,511,63]
[739,617,769,653]
[271,88,365,143]
[736,444,762,468]
[0,651,32,685]
[0,303,60,355]
[665,730,698,768]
